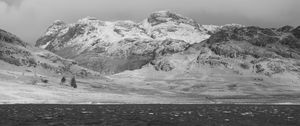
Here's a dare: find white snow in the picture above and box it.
[40,41,51,49]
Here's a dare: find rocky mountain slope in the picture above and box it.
[0,28,99,77]
[203,25,300,78]
[0,29,34,67]
[149,24,300,79]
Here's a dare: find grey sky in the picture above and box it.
[0,0,299,44]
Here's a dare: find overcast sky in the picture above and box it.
[0,0,299,44]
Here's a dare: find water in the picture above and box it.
[0,104,299,126]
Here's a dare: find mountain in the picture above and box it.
[36,11,212,74]
[35,10,300,79]
[32,11,300,103]
[112,24,300,103]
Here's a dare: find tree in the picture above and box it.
[70,76,77,88]
[60,76,66,85]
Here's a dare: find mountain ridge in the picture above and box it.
[36,11,248,74]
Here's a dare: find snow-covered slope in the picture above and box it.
[37,17,152,55]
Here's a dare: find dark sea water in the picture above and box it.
[0,104,299,126]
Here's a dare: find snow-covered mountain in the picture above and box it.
[36,10,300,80]
[36,11,211,52]
[36,11,215,74]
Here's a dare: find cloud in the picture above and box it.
[0,0,23,7]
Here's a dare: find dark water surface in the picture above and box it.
[0,104,299,126]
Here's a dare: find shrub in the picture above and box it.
[254,78,264,81]
[255,64,265,73]
[41,78,48,83]
[70,77,77,88]
[61,77,66,84]
[0,56,22,66]
[228,84,237,90]
[28,58,37,67]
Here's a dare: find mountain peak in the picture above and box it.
[44,20,67,36]
[222,23,245,28]
[53,20,66,25]
[146,10,198,27]
[150,10,182,18]
[78,16,98,23]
